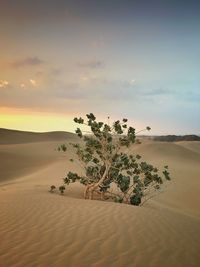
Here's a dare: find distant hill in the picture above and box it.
[1,128,199,145]
[153,135,200,142]
[0,128,77,144]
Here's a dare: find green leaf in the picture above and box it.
[75,128,83,138]
[60,144,67,152]
[59,185,65,194]
[98,122,104,128]
[163,170,171,180]
[130,194,141,206]
[114,196,123,203]
[86,113,96,121]
[50,185,56,192]
[136,154,141,160]
[133,175,139,183]
[74,117,84,124]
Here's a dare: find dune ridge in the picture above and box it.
[0,128,77,144]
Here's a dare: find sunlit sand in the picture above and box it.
[0,130,200,267]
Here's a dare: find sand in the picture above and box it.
[0,131,200,267]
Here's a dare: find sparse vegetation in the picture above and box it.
[59,185,65,194]
[56,113,171,206]
[50,185,56,193]
[58,144,67,152]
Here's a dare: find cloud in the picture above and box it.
[0,73,185,112]
[141,87,171,96]
[78,60,105,69]
[11,57,44,68]
[80,76,89,82]
[49,68,63,76]
[0,80,9,88]
[30,79,37,86]
[91,38,105,49]
[130,79,136,85]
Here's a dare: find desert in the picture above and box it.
[0,129,199,267]
[1,1,200,266]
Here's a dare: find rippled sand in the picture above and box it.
[0,133,200,267]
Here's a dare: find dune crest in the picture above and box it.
[0,128,77,144]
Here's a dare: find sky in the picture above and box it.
[0,0,200,135]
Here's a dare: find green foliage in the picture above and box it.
[75,128,83,138]
[114,196,124,203]
[64,172,81,184]
[58,144,67,152]
[58,113,171,206]
[50,185,56,193]
[74,117,84,124]
[130,194,142,206]
[59,185,65,194]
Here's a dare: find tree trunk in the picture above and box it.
[87,164,109,200]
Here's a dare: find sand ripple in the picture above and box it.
[0,140,200,267]
[0,187,199,267]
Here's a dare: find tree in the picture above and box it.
[57,113,171,206]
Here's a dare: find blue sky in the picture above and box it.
[0,0,200,134]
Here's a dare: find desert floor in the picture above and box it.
[0,132,200,267]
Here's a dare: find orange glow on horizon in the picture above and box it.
[0,108,155,135]
[0,108,76,133]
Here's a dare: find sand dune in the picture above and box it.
[0,131,200,267]
[0,128,78,144]
[176,141,200,155]
[0,142,65,183]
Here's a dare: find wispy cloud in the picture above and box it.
[0,80,9,88]
[49,68,63,76]
[140,87,171,96]
[0,74,196,113]
[11,57,44,68]
[130,79,136,85]
[30,79,37,86]
[78,60,105,69]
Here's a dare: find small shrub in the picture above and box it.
[57,113,171,206]
[58,144,67,152]
[59,185,65,194]
[50,185,56,193]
